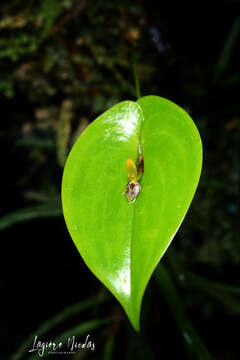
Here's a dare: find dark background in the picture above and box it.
[0,1,239,359]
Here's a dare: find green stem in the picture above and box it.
[133,61,141,100]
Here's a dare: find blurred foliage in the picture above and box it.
[0,1,239,359]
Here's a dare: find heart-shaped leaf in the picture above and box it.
[61,96,202,330]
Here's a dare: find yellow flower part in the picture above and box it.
[126,158,138,181]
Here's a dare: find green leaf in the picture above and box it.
[61,96,202,330]
[27,317,112,360]
[10,294,108,360]
[155,263,213,360]
[167,248,240,315]
[0,201,62,231]
[214,16,240,79]
[103,336,114,360]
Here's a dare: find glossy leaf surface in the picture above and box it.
[62,96,202,330]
